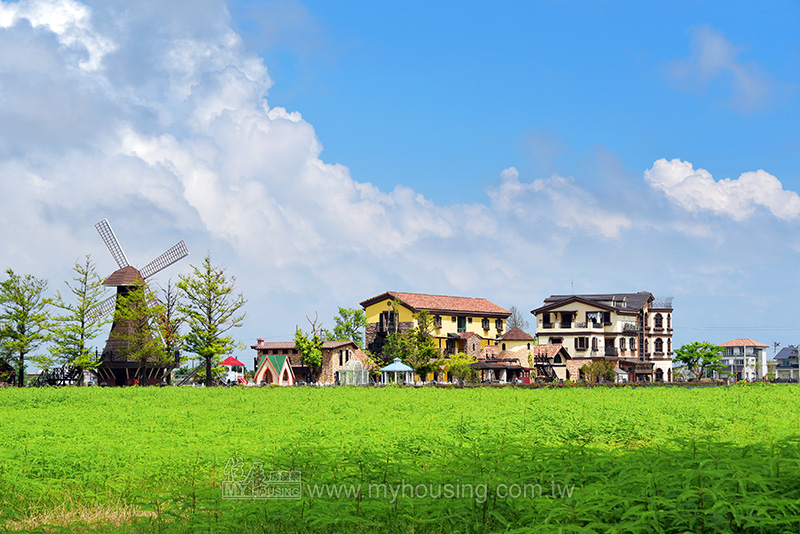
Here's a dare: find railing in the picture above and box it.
[604,348,618,356]
[560,322,572,328]
[622,323,640,333]
[574,321,587,328]
[542,322,554,329]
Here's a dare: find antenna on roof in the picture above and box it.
[571,280,574,295]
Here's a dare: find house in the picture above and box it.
[360,291,511,358]
[253,353,295,386]
[716,339,768,381]
[531,292,674,382]
[250,339,371,385]
[774,345,799,381]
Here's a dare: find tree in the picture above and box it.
[158,278,184,380]
[112,280,171,384]
[405,311,441,382]
[47,256,108,384]
[581,360,615,382]
[507,305,530,332]
[0,269,51,386]
[674,341,727,380]
[327,307,367,348]
[177,255,247,387]
[295,313,324,382]
[446,352,477,383]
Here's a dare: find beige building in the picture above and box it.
[361,291,510,358]
[250,339,371,385]
[532,292,674,382]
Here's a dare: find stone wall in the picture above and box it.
[365,321,414,355]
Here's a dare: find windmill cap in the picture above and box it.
[104,266,144,286]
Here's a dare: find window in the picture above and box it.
[457,316,467,333]
[630,337,636,350]
[339,351,343,366]
[554,354,562,364]
[645,339,649,353]
[620,338,626,350]
[587,311,601,324]
[502,343,506,350]
[527,343,531,350]
[434,315,442,328]
[591,337,598,351]
[467,317,473,323]
[452,316,456,322]
[667,339,672,352]
[550,337,563,345]
[655,338,664,353]
[575,337,589,351]
[379,311,397,333]
[667,314,671,329]
[282,349,288,355]
[496,319,504,332]
[602,311,611,324]
[654,314,663,329]
[482,318,490,330]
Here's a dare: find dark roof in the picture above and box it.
[775,346,799,360]
[103,266,144,286]
[498,328,534,341]
[533,291,654,315]
[360,291,510,317]
[250,339,358,350]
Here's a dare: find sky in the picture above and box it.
[0,0,798,368]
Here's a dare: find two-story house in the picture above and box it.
[360,291,511,358]
[715,338,768,381]
[531,292,674,382]
[774,345,799,381]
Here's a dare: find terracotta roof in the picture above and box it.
[103,266,144,286]
[531,344,567,360]
[718,338,769,348]
[480,345,498,360]
[360,291,510,317]
[498,328,534,341]
[458,331,481,340]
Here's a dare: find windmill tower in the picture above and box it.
[94,219,189,386]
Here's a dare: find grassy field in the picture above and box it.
[1,384,799,533]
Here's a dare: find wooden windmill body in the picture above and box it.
[93,219,188,386]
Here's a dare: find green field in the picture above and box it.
[1,384,799,533]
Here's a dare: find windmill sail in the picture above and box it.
[87,294,117,325]
[140,241,189,279]
[95,219,130,269]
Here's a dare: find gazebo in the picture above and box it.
[379,358,414,385]
[221,356,247,385]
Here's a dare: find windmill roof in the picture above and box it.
[360,291,510,317]
[104,266,144,286]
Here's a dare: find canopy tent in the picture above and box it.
[379,358,414,385]
[221,356,245,367]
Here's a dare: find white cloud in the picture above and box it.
[645,158,800,221]
[668,26,772,112]
[487,167,631,239]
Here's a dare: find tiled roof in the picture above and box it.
[498,327,534,341]
[479,345,498,360]
[542,291,654,311]
[531,344,566,360]
[719,338,769,348]
[360,291,510,317]
[103,266,144,286]
[775,346,798,360]
[458,331,481,340]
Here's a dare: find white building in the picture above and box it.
[716,339,768,381]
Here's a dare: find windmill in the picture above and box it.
[93,218,189,386]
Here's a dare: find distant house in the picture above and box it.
[532,291,674,382]
[716,339,768,381]
[251,339,371,385]
[360,291,511,358]
[775,346,799,381]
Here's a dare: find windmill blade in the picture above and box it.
[87,295,117,325]
[95,219,130,269]
[140,241,189,279]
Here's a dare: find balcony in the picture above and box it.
[542,322,554,329]
[622,323,640,333]
[604,348,618,357]
[560,322,572,329]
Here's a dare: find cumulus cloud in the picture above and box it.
[487,167,631,239]
[644,158,800,221]
[668,26,773,112]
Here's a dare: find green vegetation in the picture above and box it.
[675,341,728,379]
[324,307,367,348]
[0,385,799,533]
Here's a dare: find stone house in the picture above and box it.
[251,339,371,385]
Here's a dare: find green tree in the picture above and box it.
[177,255,247,387]
[112,280,171,384]
[158,278,184,380]
[47,256,108,384]
[294,313,324,382]
[380,332,411,366]
[327,307,367,348]
[445,352,477,383]
[405,311,441,382]
[674,341,727,380]
[0,269,51,387]
[581,360,616,382]
[507,305,530,332]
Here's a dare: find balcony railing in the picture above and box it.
[560,322,572,329]
[604,348,618,357]
[542,322,554,329]
[622,323,640,333]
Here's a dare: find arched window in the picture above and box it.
[654,314,663,329]
[667,339,672,352]
[554,354,562,364]
[502,343,506,351]
[630,337,636,350]
[655,338,664,353]
[527,343,531,349]
[667,314,671,329]
[645,339,649,353]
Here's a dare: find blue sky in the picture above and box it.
[0,0,799,365]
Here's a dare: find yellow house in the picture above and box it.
[360,291,511,358]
